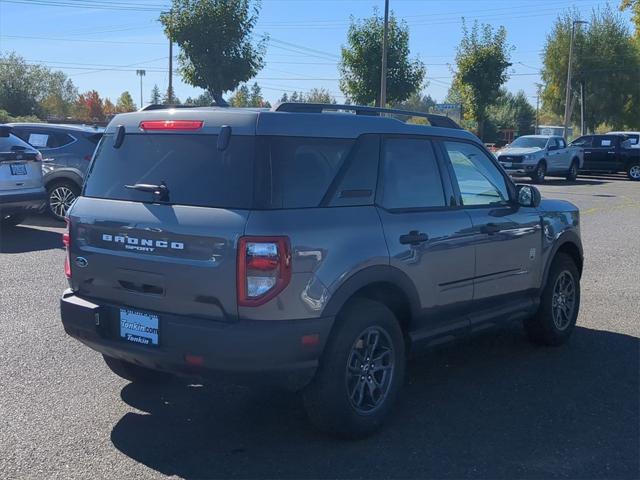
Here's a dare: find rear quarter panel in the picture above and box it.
[241,206,389,320]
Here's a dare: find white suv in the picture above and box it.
[0,126,45,227]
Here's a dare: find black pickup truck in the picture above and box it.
[570,134,640,180]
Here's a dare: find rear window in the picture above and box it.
[264,136,355,208]
[84,134,254,209]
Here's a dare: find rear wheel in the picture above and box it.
[102,354,172,384]
[627,163,640,181]
[565,160,578,182]
[525,253,580,346]
[303,298,405,438]
[47,180,80,221]
[1,213,27,227]
[531,161,546,184]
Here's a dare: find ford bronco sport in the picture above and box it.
[60,103,583,438]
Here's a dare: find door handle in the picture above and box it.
[399,230,429,245]
[481,223,501,235]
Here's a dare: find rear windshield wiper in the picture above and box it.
[125,182,170,202]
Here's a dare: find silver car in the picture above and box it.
[9,123,103,220]
[0,126,45,226]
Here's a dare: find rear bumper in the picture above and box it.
[60,290,334,389]
[0,188,46,214]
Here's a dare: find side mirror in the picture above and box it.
[516,184,541,208]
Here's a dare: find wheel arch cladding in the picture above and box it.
[322,265,420,334]
[542,237,583,293]
[45,169,83,189]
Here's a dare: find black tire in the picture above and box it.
[565,159,578,182]
[1,213,27,227]
[303,298,406,438]
[525,253,580,346]
[102,354,172,384]
[627,162,640,181]
[47,180,81,221]
[531,161,547,184]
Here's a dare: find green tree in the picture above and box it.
[229,84,250,107]
[150,84,161,104]
[486,89,535,140]
[340,10,425,106]
[184,91,214,106]
[541,6,640,131]
[392,91,436,112]
[278,92,289,103]
[451,20,512,140]
[0,52,78,118]
[160,0,267,107]
[116,91,136,113]
[303,88,336,104]
[162,86,180,105]
[620,0,640,38]
[249,82,268,107]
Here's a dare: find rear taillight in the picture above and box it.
[139,120,203,131]
[237,236,291,307]
[63,219,71,278]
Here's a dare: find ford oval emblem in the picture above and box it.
[75,256,88,268]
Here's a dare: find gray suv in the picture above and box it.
[9,123,103,220]
[60,103,584,437]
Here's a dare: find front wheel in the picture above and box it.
[47,180,80,221]
[531,161,546,184]
[627,163,640,181]
[566,160,578,182]
[525,253,580,346]
[303,298,405,438]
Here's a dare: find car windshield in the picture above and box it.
[510,137,548,149]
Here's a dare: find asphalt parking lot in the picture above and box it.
[1,174,638,480]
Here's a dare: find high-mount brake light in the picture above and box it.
[237,237,291,307]
[63,219,71,278]
[139,120,203,131]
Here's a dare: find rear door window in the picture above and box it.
[379,137,446,209]
[265,136,354,208]
[84,134,254,209]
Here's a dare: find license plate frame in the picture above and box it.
[119,308,159,347]
[10,163,27,175]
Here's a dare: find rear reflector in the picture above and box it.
[139,120,203,131]
[185,354,204,366]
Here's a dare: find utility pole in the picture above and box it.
[136,69,146,110]
[535,83,542,133]
[379,0,389,108]
[563,20,588,139]
[580,81,585,135]
[168,9,173,104]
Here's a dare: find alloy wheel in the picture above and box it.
[551,271,576,331]
[345,326,395,415]
[49,186,76,219]
[629,164,640,180]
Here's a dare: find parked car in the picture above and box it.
[496,135,583,183]
[9,123,103,220]
[570,134,640,180]
[60,103,583,438]
[607,131,640,149]
[0,126,45,226]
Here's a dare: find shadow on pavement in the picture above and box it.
[110,325,639,479]
[516,177,611,187]
[0,222,63,253]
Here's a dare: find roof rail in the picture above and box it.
[272,102,462,129]
[139,104,201,111]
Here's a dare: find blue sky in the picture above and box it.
[0,0,632,108]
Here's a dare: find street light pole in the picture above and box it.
[136,69,146,109]
[563,20,587,139]
[379,0,389,108]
